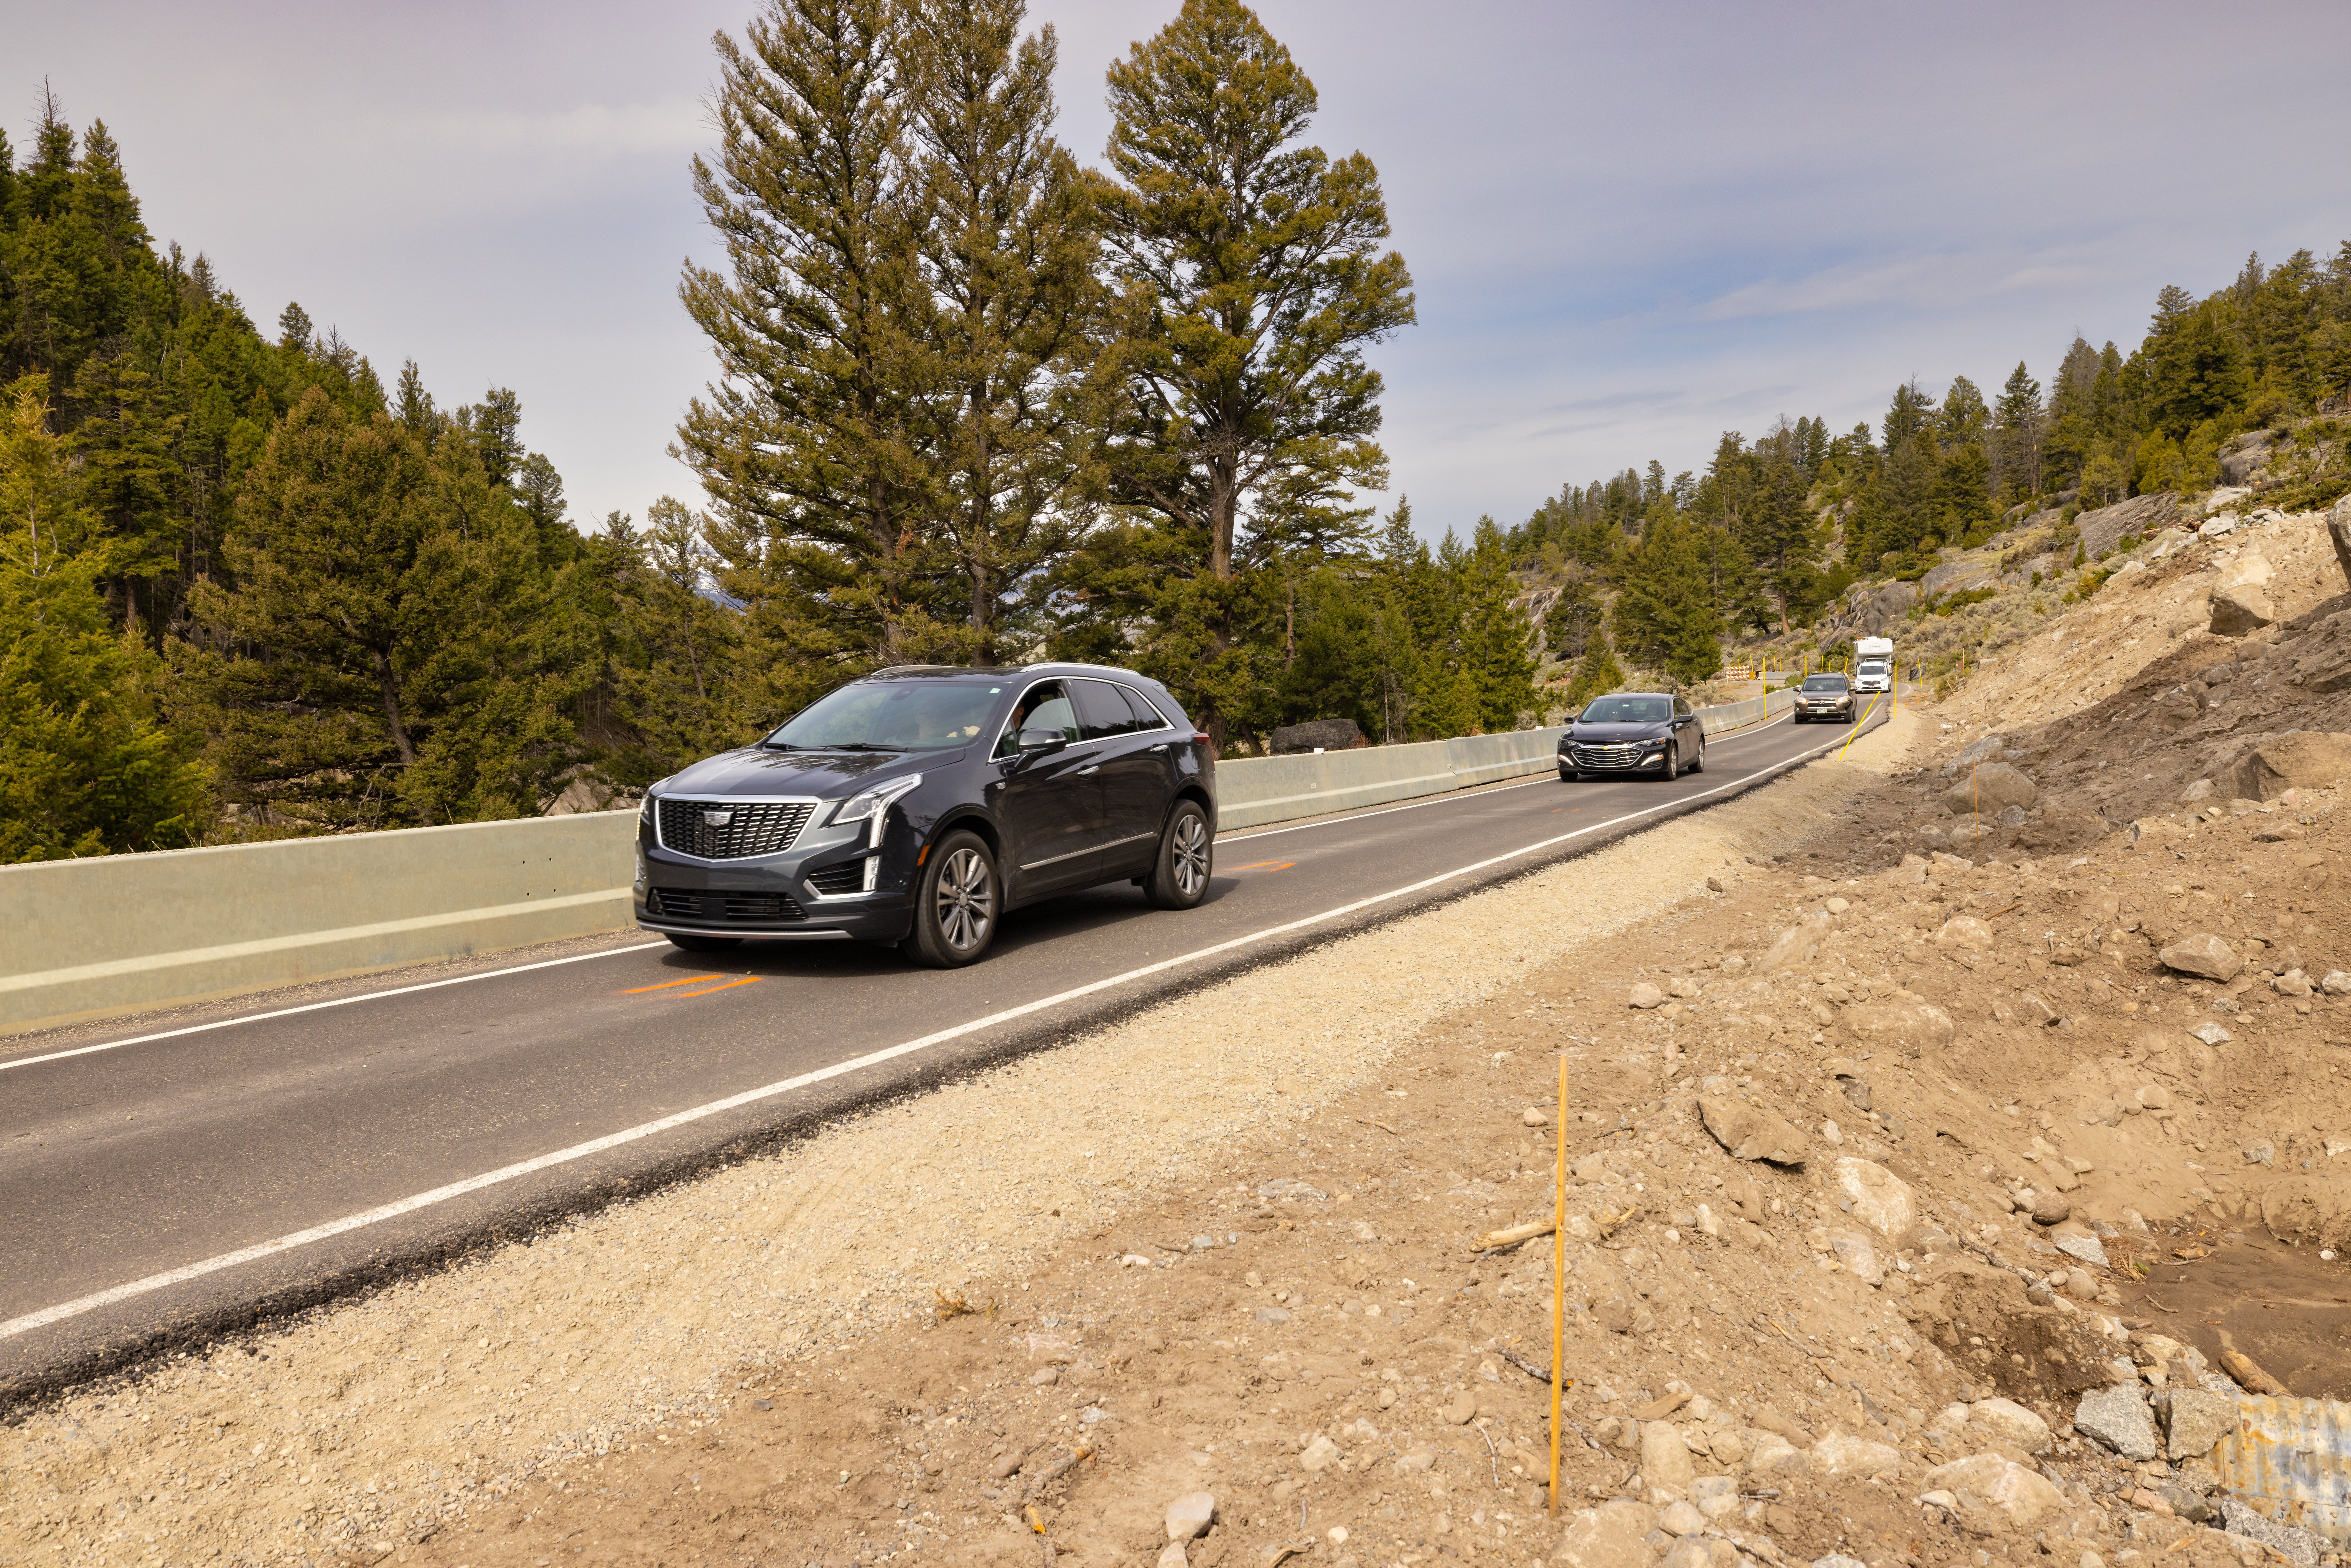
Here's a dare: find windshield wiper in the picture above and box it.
[757,739,797,751]
[822,742,909,752]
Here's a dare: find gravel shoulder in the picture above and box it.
[13,654,2351,1568]
[0,714,1920,1564]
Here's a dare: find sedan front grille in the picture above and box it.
[656,798,815,859]
[1570,742,1648,768]
[646,887,805,924]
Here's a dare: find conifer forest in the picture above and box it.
[7,0,2351,860]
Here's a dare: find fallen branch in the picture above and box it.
[1474,1218,1553,1252]
[1262,1539,1316,1568]
[1356,1118,1402,1136]
[2221,1350,2290,1397]
[1021,1445,1094,1503]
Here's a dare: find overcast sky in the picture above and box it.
[18,1,2351,541]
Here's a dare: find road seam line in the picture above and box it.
[0,720,1872,1342]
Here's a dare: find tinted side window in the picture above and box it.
[994,680,1077,757]
[1073,679,1136,739]
[1118,684,1170,731]
[1674,697,1692,717]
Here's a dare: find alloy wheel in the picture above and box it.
[936,847,995,953]
[1172,813,1209,898]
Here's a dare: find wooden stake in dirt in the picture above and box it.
[1550,1051,1566,1513]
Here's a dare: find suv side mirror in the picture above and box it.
[1017,727,1068,756]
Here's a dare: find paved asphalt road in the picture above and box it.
[0,704,1881,1398]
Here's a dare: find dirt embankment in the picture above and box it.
[8,495,2351,1568]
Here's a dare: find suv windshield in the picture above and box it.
[1580,696,1670,722]
[1802,676,1849,691]
[766,681,999,752]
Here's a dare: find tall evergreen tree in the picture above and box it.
[1086,0,1415,746]
[1611,511,1720,687]
[675,0,965,670]
[902,0,1107,664]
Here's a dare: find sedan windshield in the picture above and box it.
[1580,696,1670,723]
[766,681,999,752]
[1802,676,1849,691]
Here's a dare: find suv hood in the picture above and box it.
[658,747,952,799]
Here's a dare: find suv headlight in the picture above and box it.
[831,774,924,848]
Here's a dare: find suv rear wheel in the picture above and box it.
[903,830,999,967]
[1143,800,1212,910]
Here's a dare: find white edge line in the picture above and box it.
[1221,709,1793,845]
[0,943,672,1075]
[0,719,1871,1343]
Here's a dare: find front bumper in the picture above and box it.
[1797,700,1854,719]
[1560,741,1671,773]
[633,801,921,942]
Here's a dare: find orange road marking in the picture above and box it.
[1226,860,1296,872]
[623,974,723,994]
[673,976,763,999]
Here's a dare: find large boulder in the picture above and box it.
[1922,1454,2067,1531]
[1922,556,1997,595]
[2075,1384,2160,1460]
[2211,582,2278,636]
[1269,717,1365,754]
[1810,1431,1902,1478]
[2224,732,2351,801]
[2077,492,2178,559]
[2220,434,2276,487]
[1942,761,2036,815]
[1968,1397,2051,1454]
[2164,1388,2239,1460]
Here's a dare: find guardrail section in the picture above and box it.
[0,688,1797,1036]
[0,815,638,1035]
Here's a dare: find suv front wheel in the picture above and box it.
[904,830,999,968]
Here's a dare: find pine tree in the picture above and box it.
[675,0,965,669]
[1087,0,1415,746]
[0,374,206,858]
[1459,517,1536,731]
[1991,361,2044,501]
[902,0,1108,664]
[1612,511,1720,687]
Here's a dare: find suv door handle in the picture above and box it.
[1148,743,1168,753]
[1078,764,1100,775]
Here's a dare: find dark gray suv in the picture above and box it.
[634,664,1217,967]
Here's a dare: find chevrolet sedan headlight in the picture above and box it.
[831,774,924,847]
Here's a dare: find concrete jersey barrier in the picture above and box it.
[0,688,1798,1035]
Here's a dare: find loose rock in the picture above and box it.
[1165,1492,1216,1542]
[1557,1502,1657,1568]
[1810,1431,1901,1478]
[2074,1384,2160,1460]
[2030,1194,2072,1226]
[1441,1390,1478,1425]
[1522,1107,1550,1127]
[2159,933,2243,982]
[1699,1095,1807,1166]
[1629,982,1665,1009]
[1967,1397,2051,1454]
[1640,1420,1695,1493]
[1835,1157,1916,1238]
[1299,1435,1341,1472]
[2219,1498,2319,1568]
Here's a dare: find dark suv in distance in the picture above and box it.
[1558,692,1707,781]
[634,664,1217,967]
[1793,673,1855,723]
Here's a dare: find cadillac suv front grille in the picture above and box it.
[656,798,815,859]
[646,887,805,924]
